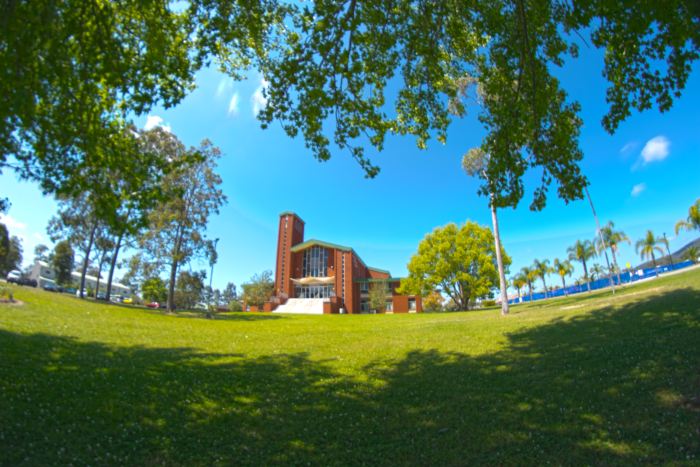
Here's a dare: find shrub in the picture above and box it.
[228,300,243,312]
[482,299,497,307]
[0,286,14,302]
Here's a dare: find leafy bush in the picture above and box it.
[0,285,14,302]
[482,299,497,307]
[228,300,243,312]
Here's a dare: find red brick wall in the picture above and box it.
[274,213,305,297]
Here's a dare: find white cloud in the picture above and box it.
[620,142,636,153]
[216,76,234,100]
[640,136,670,164]
[631,183,646,196]
[144,115,171,133]
[34,232,43,240]
[0,213,26,230]
[250,79,269,116]
[228,92,240,117]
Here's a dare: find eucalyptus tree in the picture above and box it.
[567,239,596,293]
[531,259,552,299]
[140,136,227,313]
[594,221,631,285]
[48,193,101,298]
[675,198,700,237]
[1,0,201,213]
[461,145,511,315]
[209,0,700,213]
[552,258,574,297]
[519,266,536,302]
[635,230,669,277]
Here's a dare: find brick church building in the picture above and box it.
[260,212,422,314]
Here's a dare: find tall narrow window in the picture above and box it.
[303,245,327,277]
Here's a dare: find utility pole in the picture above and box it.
[584,185,616,295]
[206,238,220,319]
[663,232,674,270]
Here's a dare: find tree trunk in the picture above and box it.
[516,287,521,303]
[167,258,178,312]
[105,232,124,301]
[582,259,591,292]
[490,199,509,315]
[611,249,621,285]
[79,222,98,299]
[652,251,659,277]
[528,283,533,302]
[541,276,548,299]
[106,207,131,301]
[561,277,568,297]
[95,251,107,299]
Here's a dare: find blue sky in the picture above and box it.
[1,40,699,297]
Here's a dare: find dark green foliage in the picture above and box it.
[50,241,74,285]
[174,270,206,311]
[0,0,199,214]
[0,223,9,274]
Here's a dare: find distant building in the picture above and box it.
[260,212,422,314]
[29,261,132,297]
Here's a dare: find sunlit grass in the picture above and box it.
[1,269,699,466]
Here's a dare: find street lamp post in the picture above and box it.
[206,238,220,319]
[663,232,674,271]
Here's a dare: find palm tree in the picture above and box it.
[532,259,551,299]
[674,198,700,237]
[520,266,536,302]
[552,258,574,297]
[590,263,605,281]
[512,274,527,303]
[635,230,669,277]
[567,239,597,292]
[682,245,699,265]
[595,221,631,285]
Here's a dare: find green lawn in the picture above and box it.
[1,270,699,466]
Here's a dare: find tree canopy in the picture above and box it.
[398,221,511,310]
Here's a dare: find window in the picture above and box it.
[385,282,394,295]
[360,283,369,294]
[302,245,328,277]
[385,300,393,311]
[408,298,416,310]
[360,300,369,312]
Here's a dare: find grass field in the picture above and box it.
[1,270,699,466]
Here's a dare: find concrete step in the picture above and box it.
[273,298,325,314]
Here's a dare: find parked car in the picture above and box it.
[64,287,76,294]
[6,270,22,284]
[76,289,88,298]
[18,277,37,287]
[43,283,64,293]
[110,295,123,303]
[96,292,106,300]
[146,302,160,308]
[146,301,172,309]
[123,298,133,304]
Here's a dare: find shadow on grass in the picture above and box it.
[1,288,699,466]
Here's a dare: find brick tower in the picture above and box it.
[274,212,305,297]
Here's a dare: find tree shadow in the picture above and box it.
[1,287,698,466]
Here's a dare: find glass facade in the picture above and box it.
[302,245,328,277]
[295,284,335,299]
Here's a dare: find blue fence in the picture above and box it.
[508,260,695,304]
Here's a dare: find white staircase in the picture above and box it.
[273,298,325,314]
